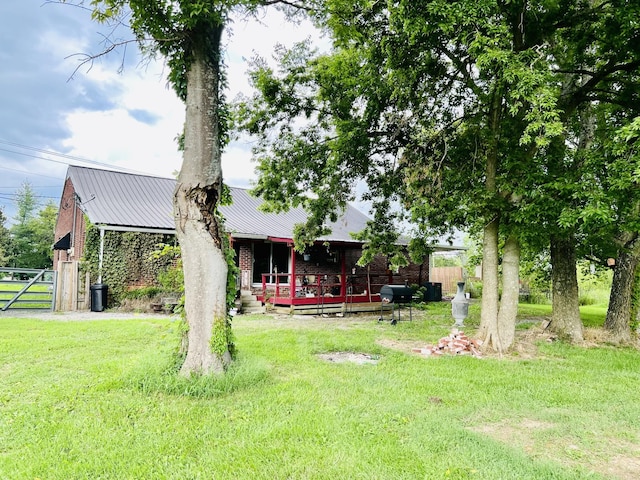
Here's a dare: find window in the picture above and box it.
[252,242,290,284]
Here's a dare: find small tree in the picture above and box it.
[13,181,37,226]
[0,207,11,265]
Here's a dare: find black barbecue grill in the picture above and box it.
[379,285,414,324]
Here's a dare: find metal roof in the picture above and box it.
[68,166,176,230]
[66,166,370,243]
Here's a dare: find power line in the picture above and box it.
[0,165,64,181]
[0,139,159,176]
[0,147,71,167]
[0,186,59,189]
[0,192,59,199]
[0,196,60,209]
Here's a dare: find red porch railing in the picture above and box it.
[261,273,383,306]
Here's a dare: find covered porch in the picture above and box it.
[234,233,432,315]
[252,240,417,315]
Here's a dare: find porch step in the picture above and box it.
[239,290,265,315]
[242,300,263,308]
[294,305,346,315]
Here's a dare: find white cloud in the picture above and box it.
[62,61,185,178]
[220,10,328,188]
[224,10,327,99]
[222,141,258,187]
[62,9,326,186]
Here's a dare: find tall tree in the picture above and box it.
[239,0,640,348]
[78,0,312,375]
[580,116,640,342]
[603,119,640,342]
[538,1,640,341]
[9,201,57,269]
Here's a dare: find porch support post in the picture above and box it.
[290,245,296,300]
[98,227,105,284]
[340,247,346,296]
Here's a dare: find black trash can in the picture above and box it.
[423,282,442,302]
[90,283,108,312]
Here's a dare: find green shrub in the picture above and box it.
[150,244,184,295]
[121,286,163,300]
[465,279,482,298]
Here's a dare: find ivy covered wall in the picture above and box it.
[82,222,177,306]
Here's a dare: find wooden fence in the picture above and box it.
[429,266,464,296]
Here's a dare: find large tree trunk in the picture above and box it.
[174,28,233,376]
[604,235,640,343]
[478,218,501,350]
[549,235,583,342]
[496,234,520,350]
[478,86,503,351]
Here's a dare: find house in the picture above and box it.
[54,165,459,313]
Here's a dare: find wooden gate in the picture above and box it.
[0,267,57,311]
[55,261,90,311]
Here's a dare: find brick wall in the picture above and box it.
[53,178,86,270]
[343,247,430,293]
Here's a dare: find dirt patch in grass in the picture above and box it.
[469,418,640,480]
[317,352,380,365]
[469,418,554,442]
[508,325,556,359]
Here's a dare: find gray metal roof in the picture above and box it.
[223,187,370,243]
[68,166,176,230]
[66,166,370,243]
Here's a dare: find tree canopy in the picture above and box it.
[238,0,640,347]
[4,183,57,269]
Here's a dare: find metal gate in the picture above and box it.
[0,267,57,311]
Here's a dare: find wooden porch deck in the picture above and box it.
[270,300,386,316]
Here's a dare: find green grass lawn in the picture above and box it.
[516,302,608,329]
[1,304,638,479]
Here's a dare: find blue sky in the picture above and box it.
[0,1,321,225]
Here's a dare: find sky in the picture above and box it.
[0,1,324,225]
